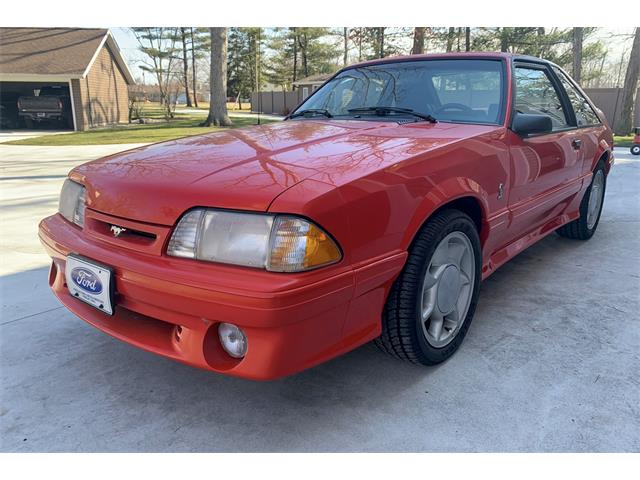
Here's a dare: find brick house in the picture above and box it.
[0,28,135,130]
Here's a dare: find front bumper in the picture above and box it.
[39,213,406,380]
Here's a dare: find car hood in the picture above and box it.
[73,119,501,226]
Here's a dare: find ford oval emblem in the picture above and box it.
[71,267,103,294]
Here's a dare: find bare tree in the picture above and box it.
[204,27,232,127]
[465,27,471,51]
[132,27,179,119]
[412,27,426,55]
[572,27,584,83]
[615,28,640,135]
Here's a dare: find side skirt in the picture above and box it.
[481,210,579,280]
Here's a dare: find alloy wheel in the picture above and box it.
[420,231,476,348]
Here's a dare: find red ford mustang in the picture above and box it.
[39,53,614,380]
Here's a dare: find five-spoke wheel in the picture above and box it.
[420,232,475,348]
[376,209,481,365]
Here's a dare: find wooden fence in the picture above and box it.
[583,88,640,128]
[250,91,304,116]
[252,87,640,126]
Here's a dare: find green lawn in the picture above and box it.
[7,114,634,148]
[6,116,275,146]
[613,135,635,148]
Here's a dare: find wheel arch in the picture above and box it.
[402,187,489,253]
[594,141,613,174]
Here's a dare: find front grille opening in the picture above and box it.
[91,218,157,245]
[115,227,156,240]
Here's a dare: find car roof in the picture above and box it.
[342,51,553,70]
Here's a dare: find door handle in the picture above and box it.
[572,139,582,150]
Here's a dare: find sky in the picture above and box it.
[112,27,636,84]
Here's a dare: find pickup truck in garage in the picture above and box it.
[18,85,73,128]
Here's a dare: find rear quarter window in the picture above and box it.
[552,67,601,126]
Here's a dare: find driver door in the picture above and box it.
[507,62,584,239]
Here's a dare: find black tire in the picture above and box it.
[631,145,640,156]
[375,209,482,365]
[557,161,606,240]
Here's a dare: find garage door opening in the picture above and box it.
[0,82,74,131]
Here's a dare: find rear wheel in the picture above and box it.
[375,209,482,365]
[631,145,640,155]
[557,161,606,240]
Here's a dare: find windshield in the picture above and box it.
[294,59,505,125]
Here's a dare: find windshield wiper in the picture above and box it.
[347,106,437,123]
[286,109,333,119]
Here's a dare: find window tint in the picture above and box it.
[297,60,504,124]
[553,67,601,126]
[514,66,568,130]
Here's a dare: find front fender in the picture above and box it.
[400,176,491,250]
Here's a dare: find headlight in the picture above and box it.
[166,209,341,272]
[58,179,86,228]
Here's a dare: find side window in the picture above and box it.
[430,68,503,124]
[553,67,601,126]
[514,66,569,131]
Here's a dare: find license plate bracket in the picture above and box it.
[65,254,115,315]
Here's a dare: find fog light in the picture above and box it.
[218,323,247,359]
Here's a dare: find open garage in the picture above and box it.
[0,82,72,130]
[0,28,135,131]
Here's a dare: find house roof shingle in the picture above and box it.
[292,73,333,86]
[0,27,134,83]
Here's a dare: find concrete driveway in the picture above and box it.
[0,143,148,275]
[0,130,74,144]
[1,143,638,452]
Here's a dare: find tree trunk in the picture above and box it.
[298,31,308,78]
[255,31,260,93]
[180,28,192,107]
[446,27,455,52]
[572,27,584,83]
[412,27,426,55]
[343,27,348,66]
[465,27,471,51]
[500,28,510,52]
[190,28,198,108]
[205,27,232,127]
[292,27,298,82]
[379,27,385,58]
[614,28,640,135]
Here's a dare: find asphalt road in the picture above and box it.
[1,143,638,452]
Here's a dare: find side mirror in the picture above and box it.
[512,112,553,137]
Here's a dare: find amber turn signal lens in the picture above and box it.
[268,216,341,272]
